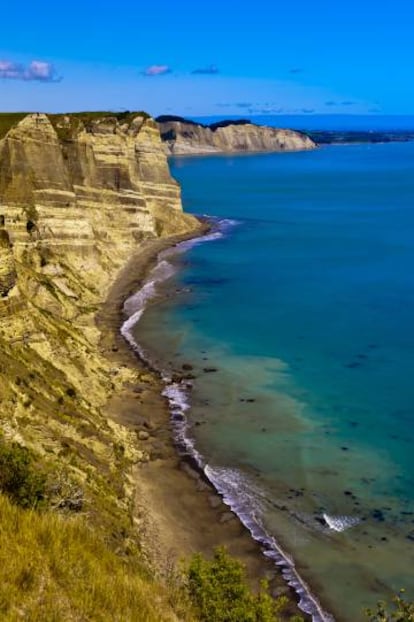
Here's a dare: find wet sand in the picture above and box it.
[96,228,306,619]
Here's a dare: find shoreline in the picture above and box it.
[96,224,312,621]
[167,145,317,158]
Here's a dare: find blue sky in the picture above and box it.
[0,0,413,116]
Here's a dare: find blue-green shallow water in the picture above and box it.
[132,144,414,621]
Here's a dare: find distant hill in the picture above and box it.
[305,130,414,144]
[156,116,316,155]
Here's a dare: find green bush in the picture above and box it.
[366,591,414,621]
[0,113,28,138]
[0,439,47,509]
[187,546,297,622]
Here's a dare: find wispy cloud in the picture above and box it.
[325,100,356,107]
[192,64,219,75]
[0,60,61,82]
[142,64,172,77]
[216,102,285,114]
[289,68,303,74]
[249,108,285,114]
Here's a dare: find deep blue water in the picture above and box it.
[133,143,414,621]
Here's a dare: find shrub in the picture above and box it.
[186,546,295,622]
[0,439,47,509]
[365,591,414,621]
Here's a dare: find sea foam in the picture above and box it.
[322,513,361,533]
[120,217,335,622]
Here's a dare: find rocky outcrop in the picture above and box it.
[157,116,316,155]
[0,111,201,523]
[0,113,200,317]
[0,225,16,297]
[0,113,197,287]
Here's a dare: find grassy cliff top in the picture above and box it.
[0,111,151,139]
[156,114,252,131]
[0,113,29,139]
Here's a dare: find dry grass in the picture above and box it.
[0,494,189,621]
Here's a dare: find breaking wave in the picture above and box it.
[120,216,335,622]
[322,513,361,533]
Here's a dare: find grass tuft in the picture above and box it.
[0,493,185,621]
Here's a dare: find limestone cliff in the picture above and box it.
[157,116,316,155]
[0,112,200,552]
[0,112,199,322]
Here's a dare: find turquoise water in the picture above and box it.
[132,143,414,621]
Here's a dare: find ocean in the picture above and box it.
[125,141,414,621]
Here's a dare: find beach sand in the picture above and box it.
[96,229,306,619]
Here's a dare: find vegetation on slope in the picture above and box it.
[0,436,47,508]
[156,114,252,131]
[0,493,185,621]
[187,547,302,622]
[365,592,414,621]
[0,279,300,621]
[0,474,300,621]
[0,113,29,138]
[0,437,297,620]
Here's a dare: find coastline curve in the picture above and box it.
[120,218,335,622]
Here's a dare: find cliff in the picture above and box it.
[0,111,199,444]
[0,110,199,479]
[0,112,199,325]
[0,112,201,618]
[156,116,316,155]
[0,112,307,620]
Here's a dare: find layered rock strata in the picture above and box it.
[0,112,200,532]
[157,117,316,155]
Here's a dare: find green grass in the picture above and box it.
[186,547,303,622]
[65,110,151,123]
[0,113,30,138]
[0,437,47,509]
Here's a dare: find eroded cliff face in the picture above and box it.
[0,113,196,287]
[0,113,200,537]
[0,113,198,319]
[158,119,316,155]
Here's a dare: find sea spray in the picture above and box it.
[322,513,361,533]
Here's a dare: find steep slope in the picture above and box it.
[0,112,201,619]
[157,116,316,155]
[0,112,199,454]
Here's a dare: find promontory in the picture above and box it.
[157,115,316,155]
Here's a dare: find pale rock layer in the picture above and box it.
[158,119,316,155]
[0,112,199,472]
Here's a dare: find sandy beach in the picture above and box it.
[95,227,306,620]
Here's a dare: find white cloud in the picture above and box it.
[0,59,61,82]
